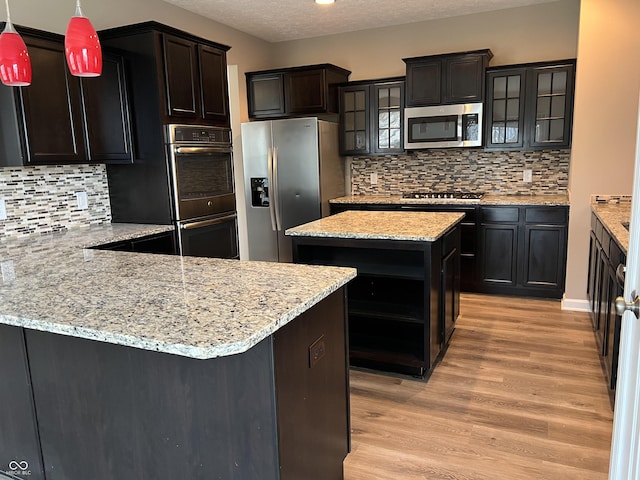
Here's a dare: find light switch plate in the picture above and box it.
[523,169,533,183]
[0,198,6,221]
[76,191,88,210]
[370,172,378,185]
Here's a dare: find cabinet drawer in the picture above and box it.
[525,207,567,224]
[481,207,519,223]
[595,218,604,243]
[601,228,611,259]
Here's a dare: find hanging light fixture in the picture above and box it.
[65,0,101,77]
[0,0,31,86]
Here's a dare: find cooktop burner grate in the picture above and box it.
[402,192,484,200]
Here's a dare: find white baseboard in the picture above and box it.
[561,296,591,312]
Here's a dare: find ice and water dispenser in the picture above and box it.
[251,178,269,207]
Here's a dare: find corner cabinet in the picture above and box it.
[0,26,133,166]
[485,60,576,150]
[338,77,405,156]
[478,205,568,298]
[246,64,351,120]
[404,50,493,107]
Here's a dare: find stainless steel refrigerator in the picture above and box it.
[241,117,345,262]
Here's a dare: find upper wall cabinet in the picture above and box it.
[485,60,575,150]
[100,22,231,129]
[0,26,133,166]
[246,64,351,119]
[163,35,229,123]
[339,77,405,156]
[403,50,493,107]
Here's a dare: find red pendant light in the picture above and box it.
[0,0,31,86]
[65,0,101,77]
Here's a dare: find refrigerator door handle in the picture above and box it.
[272,146,282,231]
[266,147,277,231]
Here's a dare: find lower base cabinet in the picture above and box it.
[478,206,568,298]
[588,212,625,407]
[292,226,460,379]
[0,290,349,480]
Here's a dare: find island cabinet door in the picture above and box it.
[0,325,45,480]
[272,289,350,480]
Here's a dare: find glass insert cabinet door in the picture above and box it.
[373,83,404,154]
[339,79,405,156]
[340,86,370,154]
[529,65,574,148]
[486,69,526,149]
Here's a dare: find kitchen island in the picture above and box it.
[0,224,356,480]
[287,210,464,378]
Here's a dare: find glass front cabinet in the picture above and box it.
[339,78,405,156]
[485,60,575,150]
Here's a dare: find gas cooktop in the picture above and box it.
[402,192,484,201]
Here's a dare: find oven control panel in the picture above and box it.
[166,125,232,145]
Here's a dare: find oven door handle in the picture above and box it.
[180,214,236,230]
[173,146,232,155]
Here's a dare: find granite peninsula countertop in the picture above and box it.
[0,224,356,360]
[286,210,465,242]
[329,193,570,206]
[592,202,632,253]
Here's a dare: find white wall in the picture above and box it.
[564,0,640,305]
[272,0,580,79]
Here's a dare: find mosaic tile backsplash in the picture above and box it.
[0,164,111,240]
[351,149,570,196]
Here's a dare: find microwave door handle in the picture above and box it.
[266,147,277,231]
[272,146,282,231]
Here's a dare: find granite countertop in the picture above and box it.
[592,203,632,253]
[0,224,356,360]
[286,210,465,242]
[329,193,570,206]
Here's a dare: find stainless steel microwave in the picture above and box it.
[404,103,483,149]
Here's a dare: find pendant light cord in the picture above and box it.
[75,0,83,18]
[3,0,16,33]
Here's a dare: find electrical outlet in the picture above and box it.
[76,191,88,210]
[0,198,6,221]
[523,169,533,183]
[370,172,378,185]
[1,260,15,283]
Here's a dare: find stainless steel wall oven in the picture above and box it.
[166,124,238,258]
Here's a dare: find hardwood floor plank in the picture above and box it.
[344,293,612,479]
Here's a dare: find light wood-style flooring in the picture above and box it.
[343,293,613,480]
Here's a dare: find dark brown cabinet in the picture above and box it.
[338,77,405,156]
[0,325,45,480]
[479,206,568,298]
[485,60,575,150]
[100,22,231,130]
[292,226,460,378]
[588,213,625,407]
[246,64,350,119]
[404,50,492,107]
[163,34,229,123]
[82,52,134,163]
[0,26,133,166]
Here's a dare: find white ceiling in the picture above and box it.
[161,0,560,42]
